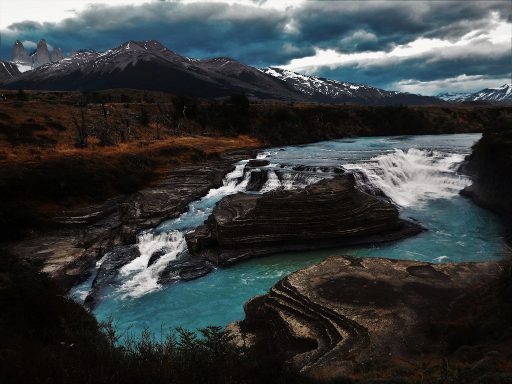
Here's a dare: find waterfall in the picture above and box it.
[113,161,254,298]
[343,148,471,207]
[260,170,282,192]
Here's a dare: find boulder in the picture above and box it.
[246,159,270,168]
[186,174,422,265]
[157,257,213,284]
[245,169,269,191]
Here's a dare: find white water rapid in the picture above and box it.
[344,148,471,207]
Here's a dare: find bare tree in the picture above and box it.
[71,96,88,149]
[96,102,116,145]
[121,109,137,142]
[156,103,174,138]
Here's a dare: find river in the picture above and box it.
[71,133,506,337]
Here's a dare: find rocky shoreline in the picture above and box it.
[228,256,504,381]
[460,122,512,244]
[7,149,257,290]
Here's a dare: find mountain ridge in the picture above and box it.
[1,39,439,105]
[438,84,512,103]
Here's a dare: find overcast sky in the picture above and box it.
[0,0,510,95]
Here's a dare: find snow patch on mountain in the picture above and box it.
[438,84,512,103]
[262,67,414,102]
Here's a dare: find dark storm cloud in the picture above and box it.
[1,0,510,93]
[2,2,292,64]
[284,1,510,51]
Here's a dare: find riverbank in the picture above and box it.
[5,139,260,289]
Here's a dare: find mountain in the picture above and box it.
[2,40,301,100]
[262,67,442,105]
[33,39,51,68]
[12,40,31,65]
[468,84,512,102]
[438,84,512,103]
[0,61,21,83]
[1,39,439,104]
[10,39,67,71]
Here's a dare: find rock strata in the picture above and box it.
[229,256,502,380]
[186,174,422,265]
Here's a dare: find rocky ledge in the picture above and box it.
[229,256,503,381]
[460,123,512,244]
[7,150,256,290]
[186,174,422,265]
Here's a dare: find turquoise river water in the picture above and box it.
[71,133,506,337]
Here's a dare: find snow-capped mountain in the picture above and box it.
[2,40,300,100]
[470,84,512,102]
[1,39,439,104]
[262,67,441,105]
[438,84,512,103]
[436,92,473,102]
[12,39,66,71]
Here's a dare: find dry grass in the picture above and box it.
[0,89,261,240]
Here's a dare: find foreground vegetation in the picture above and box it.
[1,249,330,384]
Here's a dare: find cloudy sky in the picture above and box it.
[0,0,510,94]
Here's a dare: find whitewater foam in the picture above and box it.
[344,148,470,207]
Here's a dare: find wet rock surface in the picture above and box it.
[229,256,502,380]
[186,174,422,265]
[84,245,140,309]
[245,169,269,191]
[157,257,214,284]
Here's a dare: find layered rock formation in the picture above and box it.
[229,256,502,380]
[187,174,422,265]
